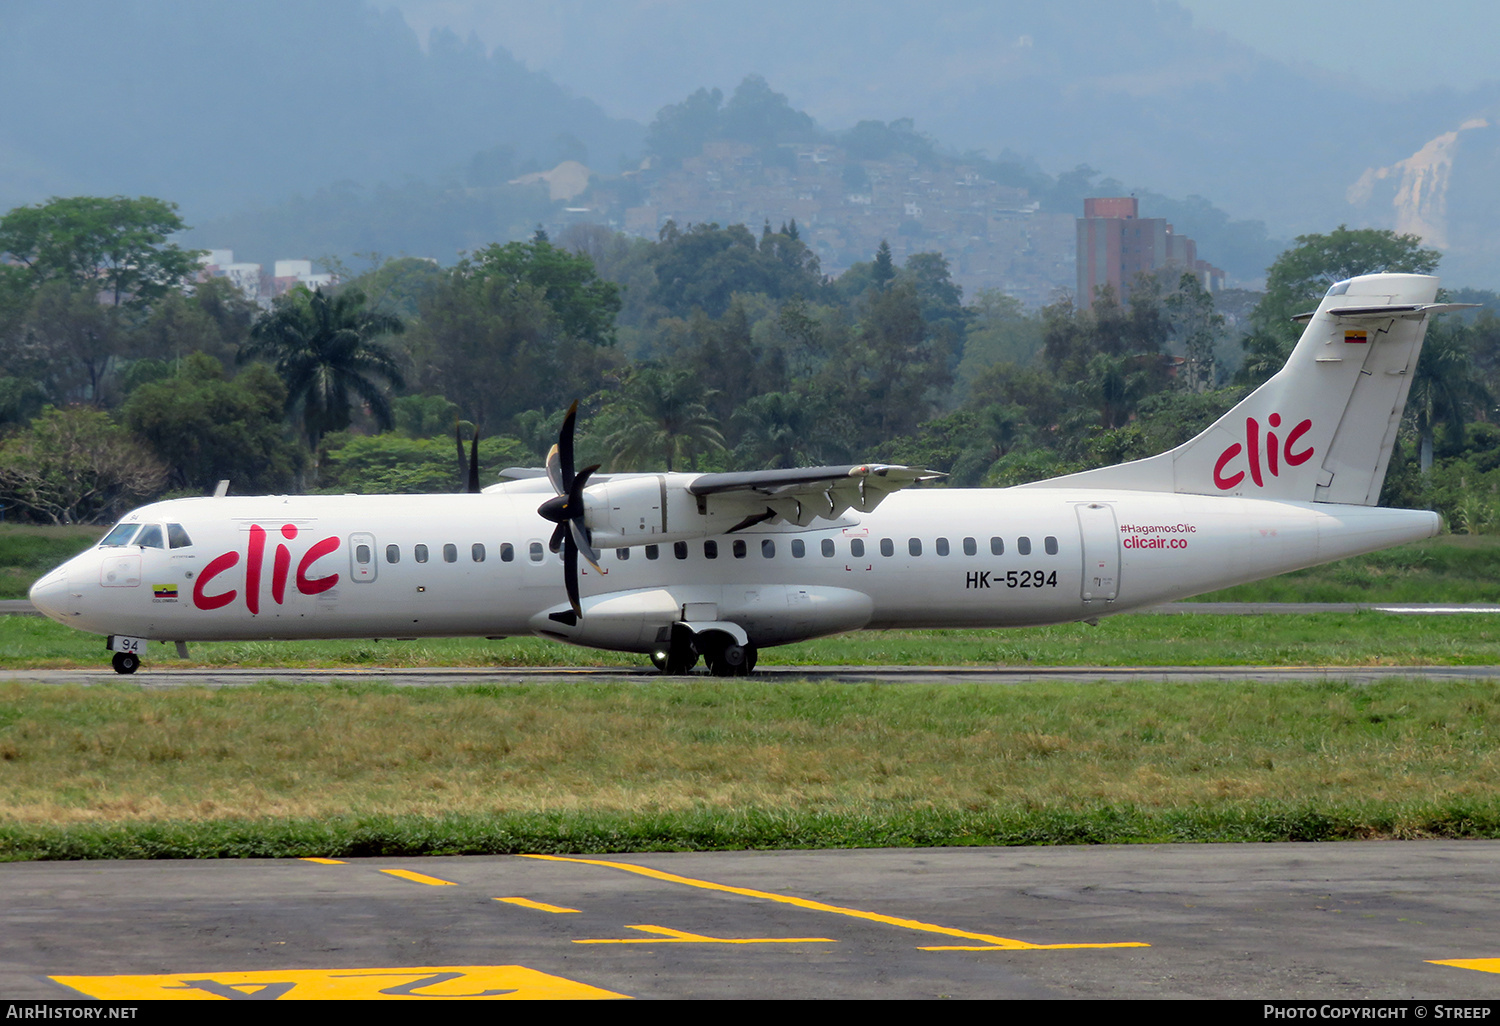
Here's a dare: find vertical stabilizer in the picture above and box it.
[1023,273,1457,505]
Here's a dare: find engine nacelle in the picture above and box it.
[583,474,731,548]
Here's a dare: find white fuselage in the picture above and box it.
[28,485,1441,654]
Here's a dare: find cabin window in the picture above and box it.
[616,548,629,560]
[704,540,718,559]
[733,539,747,559]
[100,524,140,547]
[935,537,949,556]
[135,525,164,549]
[528,542,543,563]
[674,541,688,560]
[385,544,400,563]
[645,545,659,560]
[908,538,922,557]
[1045,536,1058,555]
[963,537,976,556]
[472,543,486,562]
[821,538,835,557]
[356,544,372,563]
[500,543,514,562]
[1017,536,1031,555]
[443,543,458,563]
[167,524,193,548]
[990,537,1004,555]
[879,538,894,557]
[850,538,865,558]
[791,539,805,558]
[414,544,429,563]
[762,539,776,558]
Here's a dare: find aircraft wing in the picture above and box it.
[687,464,943,530]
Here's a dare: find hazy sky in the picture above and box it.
[1177,0,1500,94]
[392,0,1500,118]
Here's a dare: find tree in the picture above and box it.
[0,196,201,307]
[467,237,621,346]
[1251,226,1442,357]
[1408,321,1494,475]
[121,353,304,494]
[604,365,725,471]
[0,407,166,524]
[242,286,405,453]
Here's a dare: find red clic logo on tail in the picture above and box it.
[192,524,340,612]
[1213,414,1314,490]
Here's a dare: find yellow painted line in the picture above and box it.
[300,857,345,865]
[520,854,1146,951]
[575,924,834,945]
[496,896,581,913]
[381,869,457,886]
[1430,958,1500,974]
[50,965,629,1000]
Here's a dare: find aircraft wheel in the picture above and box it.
[111,652,139,675]
[709,643,752,677]
[651,644,697,675]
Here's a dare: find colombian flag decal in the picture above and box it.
[152,584,178,599]
[1344,329,1368,343]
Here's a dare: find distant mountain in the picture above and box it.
[0,0,643,227]
[391,0,1500,286]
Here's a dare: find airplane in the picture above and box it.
[28,272,1467,676]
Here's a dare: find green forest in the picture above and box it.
[2,195,1498,532]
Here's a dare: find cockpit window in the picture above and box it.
[167,524,193,548]
[1326,280,1351,296]
[135,525,164,549]
[100,524,140,547]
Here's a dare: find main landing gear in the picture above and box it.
[111,651,139,674]
[650,623,757,677]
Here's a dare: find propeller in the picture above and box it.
[537,402,602,617]
[455,420,481,494]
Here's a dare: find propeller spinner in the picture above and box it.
[537,402,602,617]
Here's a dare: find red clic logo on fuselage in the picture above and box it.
[1213,414,1314,490]
[192,524,340,613]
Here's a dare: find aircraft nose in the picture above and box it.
[28,567,72,623]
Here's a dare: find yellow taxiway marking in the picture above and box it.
[496,896,582,913]
[300,857,345,865]
[1430,958,1500,975]
[575,924,835,945]
[520,854,1146,951]
[381,869,457,886]
[50,965,629,1000]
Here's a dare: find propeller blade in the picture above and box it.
[548,521,567,554]
[570,519,602,572]
[562,536,581,616]
[467,429,481,493]
[546,401,579,496]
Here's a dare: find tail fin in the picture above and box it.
[1024,273,1463,506]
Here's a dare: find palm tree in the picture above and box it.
[243,286,405,454]
[605,366,724,472]
[1410,322,1493,475]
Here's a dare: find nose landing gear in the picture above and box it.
[111,651,139,674]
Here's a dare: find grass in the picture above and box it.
[3,677,1500,860]
[5,611,1500,670]
[0,524,103,601]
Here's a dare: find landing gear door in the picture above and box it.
[1076,502,1120,603]
[349,532,377,583]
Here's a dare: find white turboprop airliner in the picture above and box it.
[29,273,1463,675]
